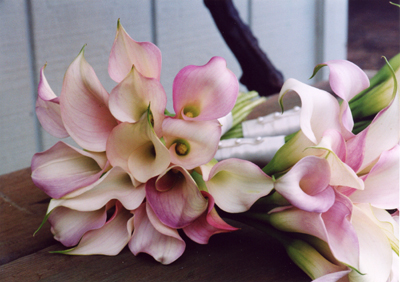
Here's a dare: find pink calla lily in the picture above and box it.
[58,202,133,256]
[183,191,238,244]
[346,205,393,281]
[36,65,69,138]
[279,78,342,144]
[129,202,186,265]
[172,56,239,121]
[316,60,370,139]
[60,46,118,152]
[205,158,274,213]
[274,156,335,213]
[347,88,399,173]
[268,191,360,270]
[146,165,208,229]
[162,117,221,170]
[31,141,109,199]
[48,206,107,247]
[349,145,399,209]
[108,65,166,137]
[47,166,145,213]
[310,129,364,190]
[106,111,170,183]
[108,20,161,82]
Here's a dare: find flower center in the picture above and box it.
[175,142,189,156]
[183,106,199,118]
[185,111,194,118]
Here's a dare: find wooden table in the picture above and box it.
[0,94,310,282]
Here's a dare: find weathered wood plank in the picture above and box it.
[0,1,38,175]
[0,168,53,265]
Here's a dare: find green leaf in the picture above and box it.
[33,212,51,237]
[309,64,327,80]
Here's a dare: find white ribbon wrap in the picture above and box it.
[242,106,301,138]
[214,136,286,167]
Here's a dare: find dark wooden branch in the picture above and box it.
[204,0,284,96]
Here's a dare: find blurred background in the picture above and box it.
[0,0,399,175]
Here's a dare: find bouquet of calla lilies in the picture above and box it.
[32,20,399,281]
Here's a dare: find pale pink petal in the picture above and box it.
[356,91,399,172]
[109,66,166,136]
[350,145,399,209]
[107,115,170,183]
[321,192,359,269]
[274,156,335,213]
[48,206,106,247]
[206,158,274,213]
[278,78,342,144]
[36,65,69,138]
[183,191,238,244]
[108,20,161,82]
[356,204,399,254]
[63,203,133,255]
[162,118,221,170]
[310,130,364,190]
[146,166,208,229]
[324,60,370,139]
[60,47,118,152]
[129,203,185,265]
[323,60,370,102]
[173,57,239,121]
[126,121,171,183]
[347,205,393,281]
[31,141,108,199]
[47,167,145,212]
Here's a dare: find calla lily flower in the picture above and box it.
[348,145,399,209]
[268,191,360,271]
[273,156,335,213]
[60,46,118,152]
[146,165,208,229]
[36,64,69,138]
[47,167,145,213]
[108,20,162,82]
[48,205,107,247]
[312,60,370,139]
[265,60,370,175]
[173,56,239,121]
[205,158,274,213]
[106,109,170,183]
[53,202,134,256]
[41,167,144,252]
[108,65,167,137]
[162,117,221,170]
[31,141,109,199]
[129,202,186,265]
[183,191,238,244]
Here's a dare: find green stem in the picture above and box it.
[220,124,243,140]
